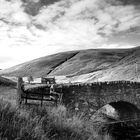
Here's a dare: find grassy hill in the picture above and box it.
[0,76,16,87]
[0,76,17,104]
[0,46,140,83]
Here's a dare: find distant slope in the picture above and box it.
[0,76,16,87]
[69,47,140,82]
[0,47,140,83]
[0,51,79,77]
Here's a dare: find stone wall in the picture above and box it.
[54,81,140,113]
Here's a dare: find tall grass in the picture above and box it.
[0,100,112,140]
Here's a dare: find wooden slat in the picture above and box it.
[22,97,55,101]
[24,92,52,96]
[24,84,50,91]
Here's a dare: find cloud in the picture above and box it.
[64,0,140,34]
[100,43,134,49]
[0,56,15,69]
[33,0,140,34]
[1,0,140,49]
[22,0,61,16]
[0,0,31,25]
[32,0,140,46]
[116,0,140,5]
[0,56,13,63]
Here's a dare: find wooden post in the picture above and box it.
[59,93,63,105]
[97,84,101,109]
[41,92,43,106]
[17,77,23,106]
[25,93,28,104]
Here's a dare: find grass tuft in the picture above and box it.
[0,100,112,140]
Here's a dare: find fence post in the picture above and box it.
[17,77,23,106]
[97,84,101,109]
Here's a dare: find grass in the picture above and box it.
[0,86,17,105]
[0,99,114,140]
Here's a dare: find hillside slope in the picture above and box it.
[0,47,140,83]
[0,76,16,87]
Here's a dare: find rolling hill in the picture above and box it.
[0,76,16,87]
[0,46,140,83]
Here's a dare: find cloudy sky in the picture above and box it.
[0,0,140,69]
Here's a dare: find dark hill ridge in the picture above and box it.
[0,76,16,87]
[0,47,140,83]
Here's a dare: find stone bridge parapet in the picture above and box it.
[54,81,140,112]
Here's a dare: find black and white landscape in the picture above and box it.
[0,0,140,140]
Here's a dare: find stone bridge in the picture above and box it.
[54,81,140,118]
[18,78,140,119]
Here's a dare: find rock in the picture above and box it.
[91,104,119,123]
